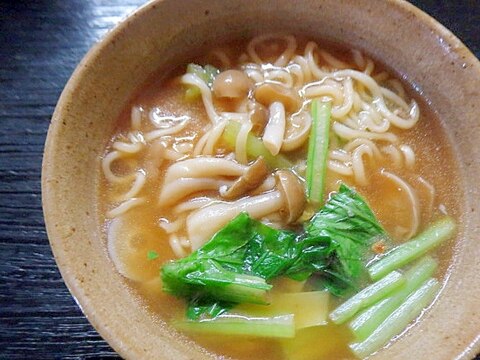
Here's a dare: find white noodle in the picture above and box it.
[400,144,416,169]
[144,118,189,142]
[328,160,354,176]
[343,139,382,159]
[193,129,211,156]
[164,157,246,184]
[181,73,220,124]
[102,151,135,184]
[249,176,277,195]
[352,49,366,69]
[331,77,354,118]
[416,176,435,219]
[319,49,350,69]
[282,111,312,151]
[203,119,227,155]
[131,106,143,130]
[382,145,403,168]
[173,197,217,214]
[107,197,145,218]
[210,49,231,68]
[187,191,284,250]
[304,41,328,79]
[352,144,375,186]
[159,216,186,234]
[235,121,253,164]
[333,121,398,142]
[381,170,420,240]
[169,234,188,258]
[112,140,143,154]
[330,149,352,162]
[247,34,297,67]
[118,170,146,201]
[159,178,233,207]
[173,142,194,154]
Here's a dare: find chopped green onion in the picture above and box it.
[350,278,440,358]
[174,313,295,338]
[147,250,159,260]
[350,256,437,340]
[306,100,331,208]
[222,120,292,168]
[330,270,405,325]
[368,217,456,281]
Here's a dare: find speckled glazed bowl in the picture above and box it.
[42,0,480,359]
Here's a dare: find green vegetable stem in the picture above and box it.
[349,278,440,358]
[350,256,438,340]
[221,120,292,169]
[306,100,331,208]
[329,270,405,325]
[174,313,295,338]
[368,217,456,281]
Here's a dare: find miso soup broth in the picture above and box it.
[100,35,460,359]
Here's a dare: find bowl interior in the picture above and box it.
[42,0,480,358]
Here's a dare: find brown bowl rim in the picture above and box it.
[42,0,480,359]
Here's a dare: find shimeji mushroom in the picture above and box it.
[276,169,306,223]
[254,83,302,113]
[220,157,269,200]
[213,70,252,99]
[186,169,306,250]
[248,101,268,136]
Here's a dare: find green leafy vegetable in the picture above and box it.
[161,184,385,319]
[306,100,331,208]
[186,299,233,320]
[147,250,159,260]
[161,213,297,318]
[304,184,387,295]
[184,63,220,101]
[221,120,292,169]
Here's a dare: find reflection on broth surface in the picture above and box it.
[100,35,459,359]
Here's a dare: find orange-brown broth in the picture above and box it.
[99,39,460,360]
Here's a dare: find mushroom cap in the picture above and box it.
[212,69,252,98]
[220,157,269,199]
[275,169,306,223]
[254,83,302,112]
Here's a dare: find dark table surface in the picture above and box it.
[0,0,479,359]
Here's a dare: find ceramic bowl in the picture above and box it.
[42,0,480,358]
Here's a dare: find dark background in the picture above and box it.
[0,0,478,359]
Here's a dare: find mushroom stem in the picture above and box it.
[263,102,286,156]
[220,157,269,199]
